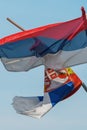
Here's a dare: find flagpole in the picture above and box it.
[82,82,87,92]
[7,17,39,44]
[7,17,25,31]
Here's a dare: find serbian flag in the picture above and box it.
[0,7,87,71]
[12,68,82,118]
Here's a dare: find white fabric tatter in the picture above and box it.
[12,93,52,119]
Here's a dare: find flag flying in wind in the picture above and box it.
[0,7,86,118]
[12,68,82,118]
[0,7,87,71]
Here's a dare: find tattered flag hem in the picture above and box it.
[12,68,82,118]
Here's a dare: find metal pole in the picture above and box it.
[7,17,25,31]
[82,82,87,92]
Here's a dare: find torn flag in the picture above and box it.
[12,68,82,118]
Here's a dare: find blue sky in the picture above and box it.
[0,0,87,130]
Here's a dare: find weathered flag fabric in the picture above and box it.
[12,68,82,118]
[0,7,87,71]
[0,7,86,118]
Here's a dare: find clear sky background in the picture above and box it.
[0,0,87,130]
